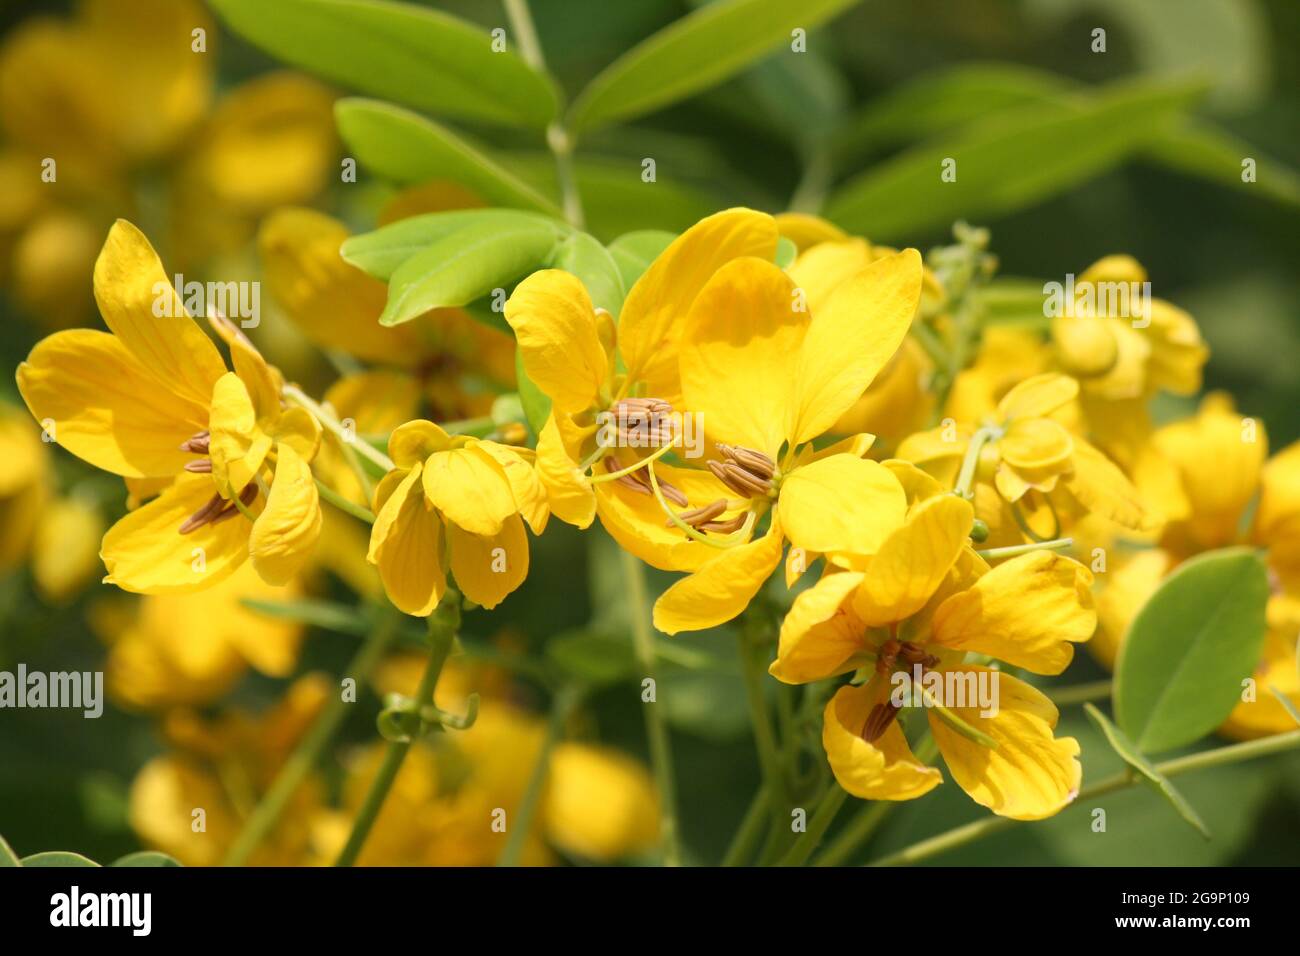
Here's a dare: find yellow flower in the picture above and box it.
[771,462,1095,820]
[128,675,333,867]
[0,0,335,326]
[504,208,782,537]
[899,372,1154,547]
[1095,395,1300,739]
[16,220,323,593]
[648,244,923,633]
[31,496,105,602]
[366,420,547,615]
[258,208,516,420]
[95,562,305,711]
[0,403,50,575]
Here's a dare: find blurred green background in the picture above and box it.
[0,0,1296,865]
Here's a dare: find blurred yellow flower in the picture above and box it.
[16,220,322,593]
[0,0,335,327]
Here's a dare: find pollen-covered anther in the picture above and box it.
[860,701,902,743]
[178,430,210,454]
[612,397,676,447]
[709,443,775,497]
[177,483,258,535]
[183,459,213,474]
[603,454,688,507]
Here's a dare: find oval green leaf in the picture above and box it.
[569,0,859,133]
[515,348,551,438]
[335,99,561,215]
[549,232,626,316]
[607,230,676,289]
[1114,547,1269,754]
[343,210,567,281]
[825,78,1203,241]
[111,851,182,867]
[0,833,20,867]
[21,851,101,867]
[381,219,564,326]
[208,0,557,128]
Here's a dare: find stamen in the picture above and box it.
[602,455,688,507]
[184,459,213,474]
[611,397,676,448]
[860,701,901,743]
[178,484,258,534]
[669,499,727,529]
[716,443,775,479]
[707,444,776,498]
[179,430,210,454]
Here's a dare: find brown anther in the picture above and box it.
[184,459,213,474]
[699,513,748,534]
[177,484,258,535]
[179,430,210,454]
[671,498,727,529]
[708,444,776,498]
[875,638,902,674]
[716,443,775,480]
[860,701,901,743]
[603,455,688,507]
[612,397,676,448]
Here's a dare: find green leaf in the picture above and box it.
[208,0,557,128]
[825,78,1204,240]
[21,851,100,867]
[1141,119,1300,207]
[1270,686,1300,728]
[1114,547,1270,753]
[0,833,20,867]
[548,232,626,316]
[335,99,561,214]
[1083,703,1211,839]
[546,631,637,687]
[380,218,564,327]
[515,348,551,437]
[342,210,567,281]
[607,230,676,289]
[110,851,182,867]
[774,236,798,269]
[569,0,860,133]
[240,597,372,635]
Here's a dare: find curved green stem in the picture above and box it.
[721,785,770,866]
[868,729,1300,867]
[333,595,460,867]
[776,783,847,867]
[283,384,395,473]
[223,612,400,866]
[976,537,1073,561]
[315,478,375,525]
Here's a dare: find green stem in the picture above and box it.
[776,783,848,867]
[504,0,585,229]
[314,478,375,525]
[1048,679,1112,708]
[222,612,401,866]
[976,537,1073,561]
[721,785,770,866]
[497,684,582,866]
[333,596,460,867]
[621,550,682,866]
[953,426,997,499]
[283,384,395,473]
[869,729,1300,867]
[739,616,792,849]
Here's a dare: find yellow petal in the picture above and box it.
[895,425,969,467]
[249,443,322,586]
[996,372,1078,422]
[789,248,922,446]
[652,522,784,635]
[208,372,273,499]
[1092,549,1170,671]
[594,460,734,572]
[17,329,207,478]
[543,743,659,862]
[272,407,321,462]
[504,269,606,414]
[31,497,104,602]
[786,238,872,313]
[680,257,802,456]
[447,513,528,609]
[770,570,866,684]
[1079,254,1147,287]
[421,442,518,537]
[1065,438,1156,533]
[823,682,942,801]
[536,414,596,529]
[388,419,453,469]
[778,455,907,556]
[1052,315,1118,378]
[999,417,1074,473]
[774,211,846,251]
[932,552,1095,675]
[853,494,974,626]
[367,464,446,617]
[93,220,228,408]
[929,668,1080,820]
[476,440,549,535]
[882,458,947,505]
[621,207,778,401]
[102,474,249,594]
[1145,299,1208,395]
[1254,440,1300,549]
